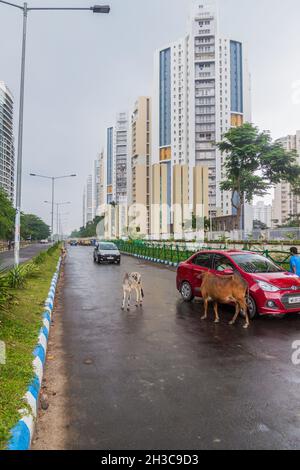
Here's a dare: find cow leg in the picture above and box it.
[122,290,126,310]
[135,287,139,307]
[213,302,220,323]
[139,285,143,306]
[201,298,209,321]
[242,301,250,329]
[127,291,131,311]
[229,302,240,325]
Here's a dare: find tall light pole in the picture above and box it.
[0,1,111,265]
[44,201,71,240]
[30,173,75,241]
[58,212,70,241]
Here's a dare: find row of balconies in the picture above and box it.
[195,141,215,150]
[195,118,216,125]
[195,90,215,98]
[196,98,216,105]
[195,72,215,80]
[194,53,215,61]
[0,106,13,120]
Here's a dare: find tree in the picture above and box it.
[70,216,104,238]
[217,123,300,229]
[20,214,50,240]
[278,213,300,228]
[253,219,268,230]
[0,189,15,240]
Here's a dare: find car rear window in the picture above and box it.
[192,253,212,268]
[99,243,117,251]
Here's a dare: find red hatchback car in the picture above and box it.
[176,250,300,318]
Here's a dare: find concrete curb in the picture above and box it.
[123,252,179,268]
[7,257,62,451]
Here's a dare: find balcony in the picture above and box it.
[194,53,215,61]
[195,72,215,80]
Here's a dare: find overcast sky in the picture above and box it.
[1,0,300,233]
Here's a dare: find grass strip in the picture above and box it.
[0,248,60,450]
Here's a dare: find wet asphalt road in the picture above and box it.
[0,243,50,270]
[62,246,300,450]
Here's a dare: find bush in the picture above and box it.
[33,252,48,265]
[23,262,40,278]
[7,266,27,289]
[46,243,60,257]
[0,268,10,312]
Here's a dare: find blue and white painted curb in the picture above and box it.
[7,258,62,451]
[125,252,179,268]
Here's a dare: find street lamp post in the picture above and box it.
[58,212,70,241]
[44,201,71,240]
[30,173,75,241]
[0,1,110,264]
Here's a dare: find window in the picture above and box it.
[230,254,282,274]
[192,253,212,268]
[213,255,235,272]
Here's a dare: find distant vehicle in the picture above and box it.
[79,239,92,246]
[40,239,49,245]
[93,242,121,265]
[176,250,300,319]
[69,240,78,246]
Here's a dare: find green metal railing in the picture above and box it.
[114,240,291,269]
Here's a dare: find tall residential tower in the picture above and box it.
[153,1,251,233]
[114,112,129,205]
[273,131,300,226]
[0,82,15,202]
[130,97,152,235]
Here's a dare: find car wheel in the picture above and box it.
[97,257,102,265]
[180,281,194,302]
[93,255,96,263]
[247,295,257,319]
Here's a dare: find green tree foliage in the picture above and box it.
[253,219,268,230]
[70,216,104,238]
[20,214,50,241]
[217,123,300,229]
[277,213,300,228]
[0,189,15,240]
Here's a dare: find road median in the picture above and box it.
[0,244,62,450]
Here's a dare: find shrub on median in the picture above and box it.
[0,244,60,311]
[0,268,10,313]
[33,252,48,265]
[7,266,28,289]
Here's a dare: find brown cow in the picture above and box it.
[199,272,250,329]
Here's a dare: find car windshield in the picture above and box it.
[99,243,117,251]
[230,254,283,274]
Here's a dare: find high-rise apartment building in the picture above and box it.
[114,112,129,205]
[94,150,105,214]
[153,1,251,231]
[106,127,114,204]
[272,131,300,226]
[85,174,94,224]
[82,186,86,227]
[253,201,272,228]
[0,82,15,202]
[130,97,152,235]
[105,113,129,207]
